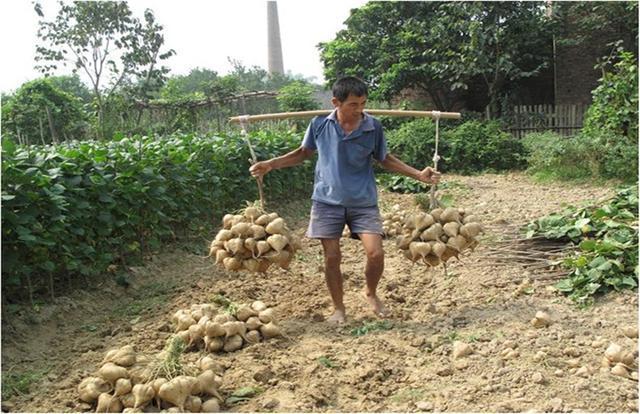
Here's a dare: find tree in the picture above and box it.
[1,78,87,144]
[34,1,174,138]
[277,81,320,112]
[319,2,553,116]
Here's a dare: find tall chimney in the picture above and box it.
[267,1,284,75]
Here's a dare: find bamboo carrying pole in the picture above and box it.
[230,109,461,123]
[230,109,462,211]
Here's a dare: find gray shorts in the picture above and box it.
[307,200,383,239]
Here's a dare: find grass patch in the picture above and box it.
[2,368,49,400]
[350,320,393,336]
[390,387,427,403]
[111,279,177,318]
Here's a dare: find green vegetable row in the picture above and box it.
[1,131,312,300]
[526,186,638,305]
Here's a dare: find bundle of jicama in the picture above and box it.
[381,204,408,238]
[171,301,283,354]
[77,342,225,413]
[208,206,301,273]
[396,207,482,266]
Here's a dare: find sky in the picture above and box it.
[0,0,369,93]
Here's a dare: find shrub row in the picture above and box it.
[385,118,527,175]
[1,131,312,300]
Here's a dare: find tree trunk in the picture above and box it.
[45,106,58,144]
[38,116,46,145]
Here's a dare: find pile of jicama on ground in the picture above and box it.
[208,206,300,273]
[172,301,282,353]
[386,205,483,267]
[78,301,282,412]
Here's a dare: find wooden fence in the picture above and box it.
[507,104,589,138]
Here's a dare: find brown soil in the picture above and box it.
[2,172,638,413]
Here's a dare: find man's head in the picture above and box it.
[332,76,368,102]
[331,76,368,122]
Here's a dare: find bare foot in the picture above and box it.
[364,294,389,318]
[326,309,346,324]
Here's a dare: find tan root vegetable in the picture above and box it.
[243,258,260,272]
[185,396,203,413]
[132,383,155,409]
[430,208,443,222]
[158,376,197,412]
[447,235,467,252]
[420,223,443,241]
[122,408,143,413]
[205,321,225,337]
[114,378,132,397]
[256,240,271,256]
[431,241,446,258]
[463,215,479,224]
[244,206,261,222]
[98,362,129,384]
[225,238,246,255]
[222,214,234,229]
[197,356,224,375]
[260,321,283,339]
[267,234,288,252]
[175,329,191,345]
[196,370,224,400]
[223,257,242,271]
[223,321,247,338]
[252,301,268,312]
[151,378,168,408]
[205,336,224,352]
[250,224,266,239]
[396,235,413,250]
[201,398,221,413]
[409,242,431,261]
[443,222,460,238]
[215,229,234,242]
[120,393,136,409]
[265,217,286,234]
[215,249,230,265]
[235,305,257,322]
[175,314,196,331]
[188,324,205,348]
[245,330,262,344]
[96,392,123,413]
[103,345,136,367]
[440,207,460,223]
[224,334,244,352]
[213,314,235,324]
[258,308,276,324]
[78,377,110,403]
[244,238,257,254]
[255,214,271,226]
[245,316,262,330]
[230,222,251,237]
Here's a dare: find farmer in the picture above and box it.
[249,76,441,323]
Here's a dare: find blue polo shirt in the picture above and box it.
[301,110,387,207]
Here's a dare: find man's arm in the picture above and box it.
[249,146,315,178]
[378,153,441,184]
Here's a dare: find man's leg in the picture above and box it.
[359,233,388,317]
[321,238,345,323]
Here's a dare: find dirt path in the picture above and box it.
[2,172,637,413]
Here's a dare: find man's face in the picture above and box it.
[333,93,367,122]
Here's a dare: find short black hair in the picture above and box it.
[332,76,368,102]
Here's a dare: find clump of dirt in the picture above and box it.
[2,173,637,413]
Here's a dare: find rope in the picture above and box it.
[429,111,441,210]
[238,115,265,209]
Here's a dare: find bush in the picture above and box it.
[1,130,313,301]
[385,119,526,174]
[522,132,595,180]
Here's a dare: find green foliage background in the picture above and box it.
[1,131,312,300]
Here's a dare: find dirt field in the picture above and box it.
[2,172,638,413]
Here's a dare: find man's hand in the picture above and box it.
[418,166,441,184]
[249,160,273,178]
